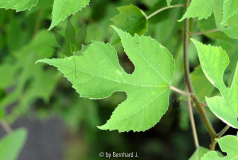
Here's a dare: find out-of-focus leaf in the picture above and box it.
[0,128,27,160]
[110,5,148,45]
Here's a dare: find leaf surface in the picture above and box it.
[38,26,175,132]
[0,0,37,12]
[49,0,90,30]
[189,147,223,160]
[191,39,238,128]
[0,128,27,160]
[179,0,213,21]
[202,135,238,160]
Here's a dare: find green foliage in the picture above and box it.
[179,0,213,21]
[0,128,27,160]
[202,135,238,160]
[38,26,175,132]
[192,39,238,129]
[221,0,238,24]
[110,5,148,45]
[0,0,37,12]
[49,0,90,30]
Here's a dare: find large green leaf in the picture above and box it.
[49,0,90,30]
[0,128,27,160]
[38,26,175,132]
[0,0,37,12]
[179,0,213,21]
[110,5,148,45]
[221,0,238,24]
[191,39,238,129]
[202,135,238,160]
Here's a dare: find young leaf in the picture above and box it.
[221,0,238,24]
[0,128,27,160]
[202,135,238,160]
[191,39,238,129]
[49,0,90,30]
[179,0,213,21]
[110,5,148,45]
[0,0,37,12]
[38,26,175,132]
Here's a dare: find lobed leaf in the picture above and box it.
[38,26,175,132]
[0,0,37,12]
[0,128,27,160]
[202,135,238,160]
[49,0,90,30]
[191,39,238,128]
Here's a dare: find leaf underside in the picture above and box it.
[38,26,175,132]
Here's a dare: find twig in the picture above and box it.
[147,4,184,19]
[186,84,199,148]
[189,28,220,36]
[169,85,191,96]
[183,0,217,140]
[1,119,13,134]
[33,9,43,37]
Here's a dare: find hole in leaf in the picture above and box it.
[118,53,135,74]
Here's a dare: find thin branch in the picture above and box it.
[169,85,191,96]
[1,119,13,134]
[186,84,199,148]
[183,0,217,140]
[147,4,184,19]
[189,28,220,36]
[217,125,230,138]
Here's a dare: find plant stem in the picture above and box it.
[1,119,13,134]
[183,0,217,141]
[189,28,220,36]
[147,4,184,19]
[169,85,191,96]
[186,84,199,148]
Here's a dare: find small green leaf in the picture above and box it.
[0,0,37,12]
[0,128,27,160]
[202,135,238,160]
[166,0,172,6]
[110,4,148,45]
[189,147,223,160]
[179,0,213,21]
[49,0,90,30]
[221,0,238,24]
[191,39,238,128]
[38,26,175,132]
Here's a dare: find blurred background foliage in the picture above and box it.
[0,0,237,159]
